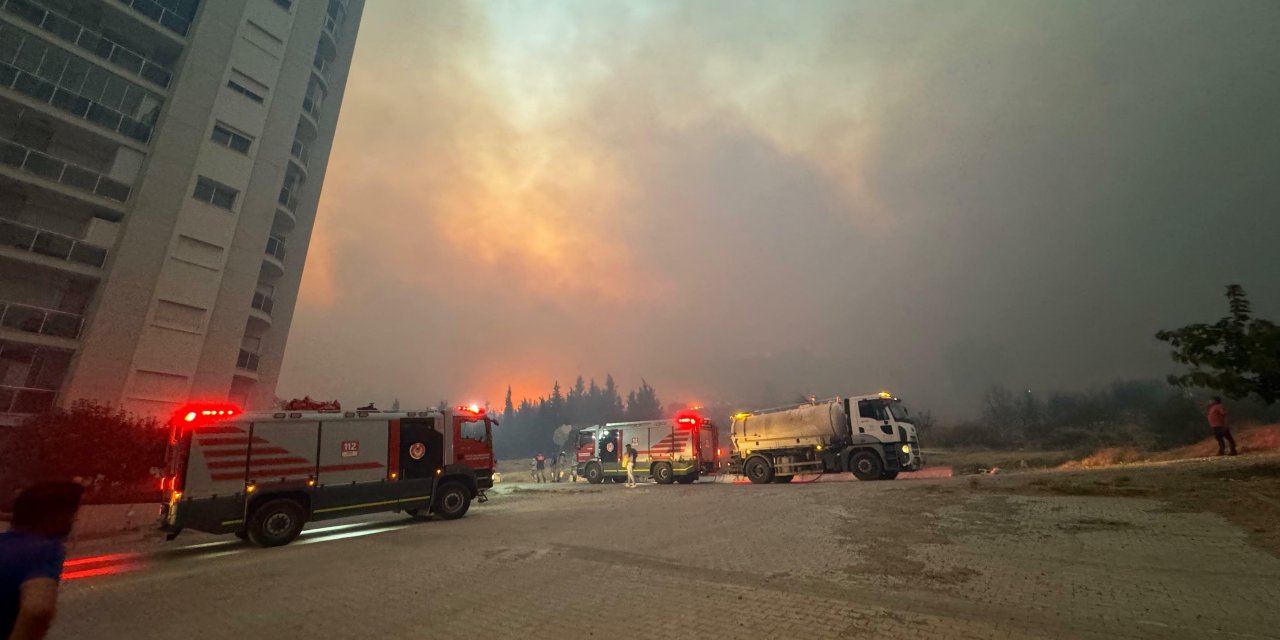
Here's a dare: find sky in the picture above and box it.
[276,0,1280,418]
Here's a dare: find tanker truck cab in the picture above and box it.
[846,392,923,480]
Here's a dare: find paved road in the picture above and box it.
[52,476,1280,639]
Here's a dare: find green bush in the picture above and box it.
[0,401,167,507]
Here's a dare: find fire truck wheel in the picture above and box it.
[585,463,604,484]
[850,451,884,481]
[880,470,899,480]
[772,475,794,483]
[675,475,696,484]
[234,530,249,541]
[431,483,471,520]
[744,456,774,484]
[653,462,674,484]
[247,499,306,547]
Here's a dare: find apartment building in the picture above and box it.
[0,0,363,422]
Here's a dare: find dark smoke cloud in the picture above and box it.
[280,0,1280,417]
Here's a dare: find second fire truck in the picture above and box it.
[575,411,721,484]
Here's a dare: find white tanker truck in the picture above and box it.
[729,392,923,483]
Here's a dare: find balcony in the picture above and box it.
[301,91,322,122]
[265,234,286,262]
[0,218,107,270]
[0,138,131,203]
[236,348,260,373]
[0,383,55,414]
[276,184,299,213]
[312,52,331,87]
[0,24,160,143]
[0,0,174,89]
[248,289,273,327]
[0,301,82,339]
[290,138,309,167]
[113,0,195,38]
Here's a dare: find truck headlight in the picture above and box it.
[901,444,911,455]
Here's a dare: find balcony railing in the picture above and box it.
[251,290,274,316]
[114,0,194,38]
[0,384,56,414]
[301,92,322,120]
[312,52,331,84]
[236,349,260,372]
[0,22,161,143]
[0,218,107,268]
[0,301,82,339]
[289,139,309,166]
[0,138,131,203]
[0,0,174,88]
[264,235,286,263]
[277,185,298,212]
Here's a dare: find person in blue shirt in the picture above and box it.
[1,482,82,640]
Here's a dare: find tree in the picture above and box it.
[502,386,515,425]
[390,398,401,412]
[626,379,663,420]
[1156,285,1280,404]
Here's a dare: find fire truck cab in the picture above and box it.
[575,411,720,484]
[159,403,496,547]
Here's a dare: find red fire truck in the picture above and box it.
[574,410,721,484]
[159,403,496,546]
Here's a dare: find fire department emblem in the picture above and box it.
[409,442,426,460]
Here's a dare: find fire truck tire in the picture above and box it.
[744,456,774,484]
[772,475,794,483]
[234,530,249,541]
[850,450,884,481]
[880,470,899,480]
[247,499,306,547]
[431,483,471,520]
[675,475,696,484]
[585,463,604,484]
[653,462,674,484]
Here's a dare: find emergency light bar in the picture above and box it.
[456,404,485,415]
[172,404,241,427]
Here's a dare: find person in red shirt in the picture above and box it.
[1207,397,1237,456]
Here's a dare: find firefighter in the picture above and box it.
[549,452,561,483]
[534,453,547,483]
[556,451,568,482]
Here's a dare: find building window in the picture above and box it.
[193,177,238,210]
[272,0,293,10]
[226,80,265,104]
[211,124,252,154]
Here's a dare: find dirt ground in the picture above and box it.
[52,452,1280,639]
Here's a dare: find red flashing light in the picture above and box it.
[456,404,485,416]
[172,403,241,428]
[674,409,702,428]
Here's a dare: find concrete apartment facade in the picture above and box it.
[0,0,363,423]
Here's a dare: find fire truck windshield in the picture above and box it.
[461,418,490,443]
[888,400,910,421]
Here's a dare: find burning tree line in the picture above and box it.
[494,375,664,458]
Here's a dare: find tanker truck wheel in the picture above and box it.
[743,456,775,484]
[880,470,900,480]
[850,451,884,481]
[653,462,674,484]
[585,463,604,484]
